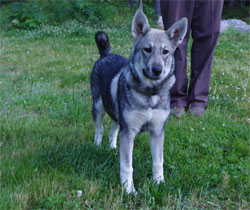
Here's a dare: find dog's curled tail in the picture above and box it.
[95,31,112,58]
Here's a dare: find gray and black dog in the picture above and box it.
[91,1,187,194]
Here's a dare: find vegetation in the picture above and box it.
[222,3,250,24]
[0,0,155,30]
[1,0,249,30]
[0,1,249,209]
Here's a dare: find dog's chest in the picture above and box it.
[123,108,169,133]
[146,95,160,108]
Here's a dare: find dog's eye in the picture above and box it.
[162,49,169,55]
[143,47,152,53]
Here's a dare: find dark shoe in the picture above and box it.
[189,106,205,117]
[171,106,185,118]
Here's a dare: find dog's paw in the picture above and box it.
[94,134,103,146]
[121,178,137,195]
[109,142,117,149]
[153,175,165,184]
[131,188,138,197]
[109,137,117,149]
[122,184,137,196]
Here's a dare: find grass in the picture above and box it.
[0,17,250,209]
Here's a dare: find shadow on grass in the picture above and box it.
[31,141,120,183]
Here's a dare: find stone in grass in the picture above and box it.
[220,19,250,33]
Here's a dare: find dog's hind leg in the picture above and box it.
[109,122,119,149]
[92,98,105,145]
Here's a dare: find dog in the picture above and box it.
[90,1,187,194]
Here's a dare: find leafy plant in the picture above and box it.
[1,0,120,29]
[10,1,48,29]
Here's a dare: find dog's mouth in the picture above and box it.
[143,68,161,80]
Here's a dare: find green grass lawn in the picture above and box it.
[0,20,250,209]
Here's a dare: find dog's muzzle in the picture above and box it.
[152,66,162,76]
[143,67,162,80]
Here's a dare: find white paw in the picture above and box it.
[153,175,165,184]
[109,140,117,149]
[94,133,103,145]
[120,171,137,195]
[122,183,137,195]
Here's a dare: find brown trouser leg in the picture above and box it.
[161,0,224,108]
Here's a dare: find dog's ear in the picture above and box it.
[131,6,151,42]
[166,18,187,49]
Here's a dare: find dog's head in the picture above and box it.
[130,3,187,83]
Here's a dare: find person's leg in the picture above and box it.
[155,0,161,16]
[161,0,194,108]
[188,0,224,109]
[155,0,163,26]
[129,0,137,7]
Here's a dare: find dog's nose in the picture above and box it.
[152,66,162,76]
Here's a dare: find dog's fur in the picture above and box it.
[91,2,187,194]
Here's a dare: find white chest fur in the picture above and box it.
[123,108,169,134]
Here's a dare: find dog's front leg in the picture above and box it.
[150,130,165,184]
[119,130,137,194]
